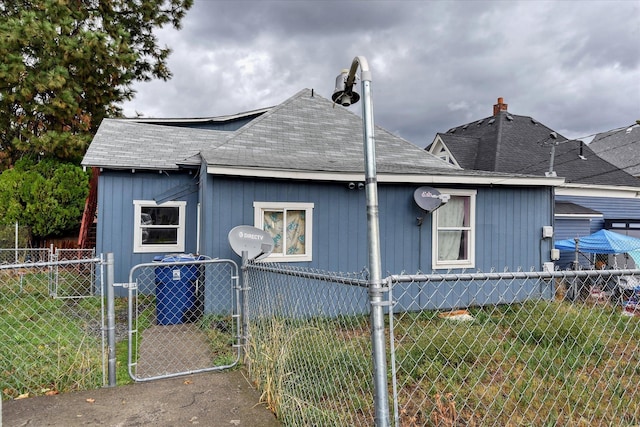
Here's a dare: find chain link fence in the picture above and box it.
[0,223,31,249]
[126,257,241,382]
[245,263,640,426]
[0,247,50,265]
[390,269,640,426]
[245,262,374,426]
[1,253,105,401]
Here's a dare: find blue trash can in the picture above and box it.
[154,254,200,325]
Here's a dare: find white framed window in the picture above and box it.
[133,200,186,253]
[432,189,476,269]
[253,202,314,262]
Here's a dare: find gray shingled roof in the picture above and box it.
[82,119,230,170]
[437,112,640,187]
[589,125,640,178]
[82,89,562,184]
[555,201,602,216]
[83,89,459,175]
[200,89,457,174]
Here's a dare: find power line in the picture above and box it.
[517,122,639,176]
[535,122,637,147]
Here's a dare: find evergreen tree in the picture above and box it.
[0,0,193,167]
[0,0,192,239]
[0,158,90,238]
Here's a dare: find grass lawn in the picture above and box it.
[247,300,640,426]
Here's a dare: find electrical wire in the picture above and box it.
[515,122,640,176]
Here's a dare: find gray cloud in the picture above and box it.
[123,0,640,147]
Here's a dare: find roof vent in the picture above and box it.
[462,124,469,130]
[579,140,587,160]
[506,115,513,121]
[531,118,538,125]
[476,119,484,126]
[488,118,495,125]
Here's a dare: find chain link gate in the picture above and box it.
[126,257,241,381]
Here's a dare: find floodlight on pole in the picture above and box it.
[332,56,390,427]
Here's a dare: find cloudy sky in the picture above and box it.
[121,0,640,148]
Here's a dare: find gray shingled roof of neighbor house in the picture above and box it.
[555,201,602,216]
[82,89,560,183]
[589,125,640,178]
[436,110,640,187]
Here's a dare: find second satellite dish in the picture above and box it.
[228,225,274,260]
[414,186,449,213]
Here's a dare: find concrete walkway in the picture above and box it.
[2,370,280,427]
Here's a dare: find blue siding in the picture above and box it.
[96,170,200,286]
[476,186,553,271]
[201,176,554,275]
[98,170,555,292]
[556,195,640,227]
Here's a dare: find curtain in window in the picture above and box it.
[437,197,465,261]
[263,211,284,253]
[286,210,305,255]
[263,210,306,255]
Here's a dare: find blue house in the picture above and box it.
[82,89,561,288]
[428,97,640,269]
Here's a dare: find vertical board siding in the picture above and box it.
[100,170,554,293]
[97,170,199,285]
[476,187,552,272]
[204,177,553,275]
[97,171,556,312]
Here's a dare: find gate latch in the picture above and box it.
[113,282,137,289]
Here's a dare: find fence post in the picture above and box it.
[241,251,249,362]
[14,221,18,264]
[106,252,117,387]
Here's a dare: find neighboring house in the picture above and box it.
[589,123,640,266]
[82,89,561,294]
[427,98,640,268]
[589,123,640,178]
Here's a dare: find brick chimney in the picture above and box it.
[493,97,508,116]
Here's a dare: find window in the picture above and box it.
[133,200,186,253]
[432,190,476,269]
[254,202,314,262]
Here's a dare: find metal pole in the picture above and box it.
[548,142,557,175]
[106,252,117,386]
[350,56,390,426]
[15,221,18,263]
[241,251,249,363]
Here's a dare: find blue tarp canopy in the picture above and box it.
[555,229,640,254]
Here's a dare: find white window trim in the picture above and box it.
[133,200,186,253]
[431,189,476,269]
[253,202,314,262]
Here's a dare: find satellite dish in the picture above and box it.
[414,186,444,213]
[228,225,274,260]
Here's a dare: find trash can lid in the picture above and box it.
[157,253,200,263]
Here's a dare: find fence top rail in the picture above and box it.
[388,268,640,283]
[0,248,50,251]
[129,257,237,271]
[0,257,102,270]
[246,262,369,287]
